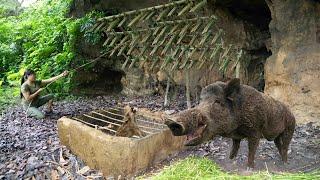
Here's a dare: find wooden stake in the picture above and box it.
[185,70,191,109]
[164,76,171,107]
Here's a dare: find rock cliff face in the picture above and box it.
[264,0,320,123]
[69,0,320,123]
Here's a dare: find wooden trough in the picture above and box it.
[57,106,185,177]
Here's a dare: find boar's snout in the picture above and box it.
[165,118,185,136]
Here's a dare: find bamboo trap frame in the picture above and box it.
[71,106,167,139]
[88,0,243,75]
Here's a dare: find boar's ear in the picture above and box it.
[224,78,240,98]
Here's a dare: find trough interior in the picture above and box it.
[72,106,167,137]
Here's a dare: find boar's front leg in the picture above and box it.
[229,139,241,159]
[247,138,260,168]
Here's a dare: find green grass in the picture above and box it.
[143,156,319,180]
[0,86,20,114]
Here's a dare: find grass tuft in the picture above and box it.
[142,156,320,180]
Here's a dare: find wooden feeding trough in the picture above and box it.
[57,106,185,177]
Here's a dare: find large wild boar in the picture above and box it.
[165,78,295,168]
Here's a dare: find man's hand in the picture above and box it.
[61,70,69,77]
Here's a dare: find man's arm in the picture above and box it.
[22,88,44,101]
[41,71,69,85]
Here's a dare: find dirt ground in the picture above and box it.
[0,95,319,179]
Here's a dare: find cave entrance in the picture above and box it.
[213,0,272,92]
[73,68,124,95]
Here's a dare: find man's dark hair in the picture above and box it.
[20,69,35,98]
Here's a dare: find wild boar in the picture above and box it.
[116,105,146,138]
[165,78,295,168]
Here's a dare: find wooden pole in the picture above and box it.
[185,70,191,109]
[236,62,240,78]
[98,0,190,21]
[164,77,171,107]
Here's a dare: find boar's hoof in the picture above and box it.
[165,119,185,136]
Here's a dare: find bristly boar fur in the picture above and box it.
[165,78,296,168]
[116,105,146,138]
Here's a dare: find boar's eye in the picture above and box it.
[214,99,225,107]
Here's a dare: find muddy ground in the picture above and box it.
[0,95,319,179]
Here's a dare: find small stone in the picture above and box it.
[6,163,14,169]
[164,110,176,115]
[6,169,15,174]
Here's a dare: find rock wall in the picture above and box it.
[264,0,320,123]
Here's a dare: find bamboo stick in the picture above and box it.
[211,29,223,45]
[101,109,123,117]
[178,2,192,16]
[129,57,138,68]
[150,44,161,56]
[187,59,196,69]
[177,24,190,44]
[98,0,189,21]
[92,111,124,123]
[161,34,176,55]
[144,11,156,21]
[190,0,207,12]
[202,17,215,34]
[197,47,209,69]
[153,26,168,45]
[72,117,97,128]
[109,36,120,47]
[94,22,105,33]
[191,20,202,32]
[107,18,121,31]
[189,34,198,46]
[98,126,117,133]
[128,12,145,27]
[127,35,139,55]
[157,8,170,21]
[157,16,211,26]
[117,17,127,27]
[209,43,222,59]
[103,35,113,46]
[179,49,190,69]
[122,55,130,69]
[117,41,129,56]
[167,6,177,16]
[198,32,211,46]
[169,24,180,34]
[83,114,121,126]
[150,57,160,70]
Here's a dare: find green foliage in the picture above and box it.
[145,156,320,180]
[0,0,20,17]
[0,87,20,113]
[80,11,104,45]
[0,0,95,94]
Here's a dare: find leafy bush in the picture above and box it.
[0,0,105,94]
[0,0,93,94]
